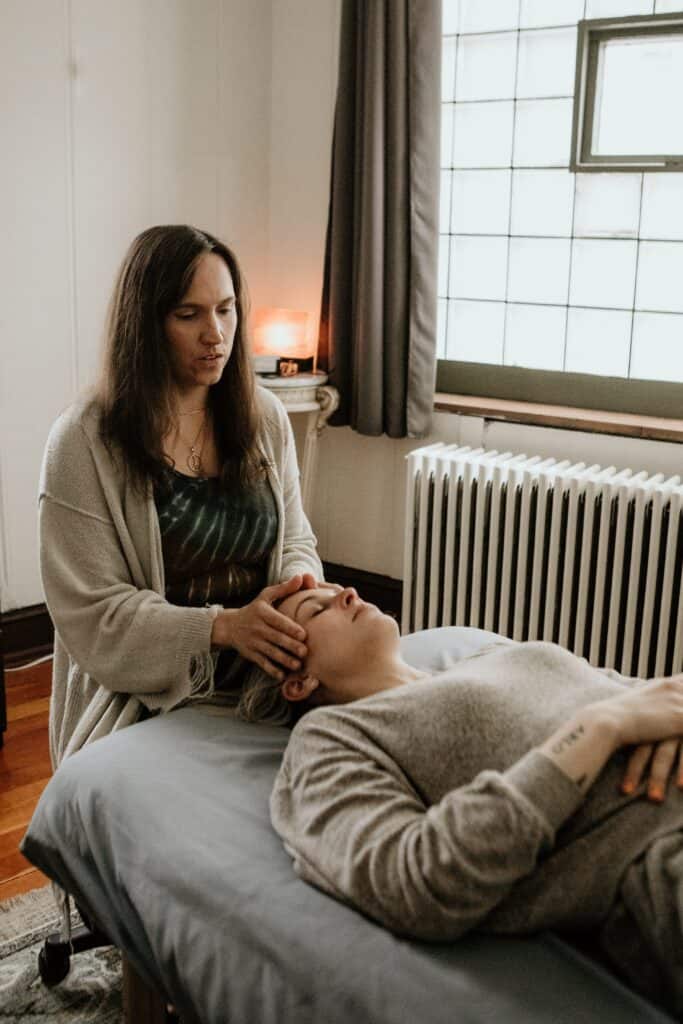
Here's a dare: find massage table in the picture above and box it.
[21,628,676,1023]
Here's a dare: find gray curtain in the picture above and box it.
[318,0,442,438]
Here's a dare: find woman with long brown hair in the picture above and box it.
[39,224,327,767]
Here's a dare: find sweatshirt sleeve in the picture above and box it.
[578,654,643,688]
[270,715,584,942]
[38,413,218,703]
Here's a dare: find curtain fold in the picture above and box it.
[318,0,442,438]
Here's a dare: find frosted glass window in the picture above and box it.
[437,298,448,358]
[438,234,450,297]
[565,308,632,375]
[504,304,566,370]
[459,0,518,34]
[443,0,461,34]
[569,239,638,308]
[635,241,683,313]
[440,170,453,233]
[442,37,457,101]
[514,99,573,167]
[631,311,683,381]
[510,170,575,237]
[441,104,455,168]
[586,1,658,17]
[516,29,577,99]
[439,0,683,390]
[573,174,641,237]
[520,0,586,28]
[507,237,572,305]
[447,299,505,362]
[449,236,509,300]
[455,32,517,102]
[593,35,683,156]
[640,174,683,240]
[451,170,511,234]
[453,101,515,168]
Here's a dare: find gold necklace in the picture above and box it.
[177,414,206,475]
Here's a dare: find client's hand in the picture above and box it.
[621,738,683,802]
[597,673,683,802]
[604,673,683,750]
[540,673,683,800]
[211,575,308,679]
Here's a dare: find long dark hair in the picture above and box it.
[95,224,262,493]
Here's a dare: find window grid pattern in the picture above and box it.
[439,0,683,385]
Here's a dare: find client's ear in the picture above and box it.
[281,673,320,703]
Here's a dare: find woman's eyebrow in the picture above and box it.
[176,296,235,308]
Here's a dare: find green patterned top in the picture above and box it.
[154,467,278,692]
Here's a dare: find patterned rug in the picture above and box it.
[0,886,122,1022]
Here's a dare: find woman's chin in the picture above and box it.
[374,608,400,638]
[197,364,224,381]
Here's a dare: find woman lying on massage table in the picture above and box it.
[250,586,683,1018]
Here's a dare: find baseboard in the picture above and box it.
[322,562,403,621]
[0,566,403,670]
[2,604,54,669]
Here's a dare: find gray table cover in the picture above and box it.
[22,628,676,1024]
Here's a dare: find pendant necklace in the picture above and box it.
[178,414,206,475]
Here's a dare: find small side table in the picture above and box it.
[257,372,339,518]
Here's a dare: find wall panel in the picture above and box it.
[0,0,74,609]
[70,0,156,389]
[214,0,272,306]
[1,0,271,611]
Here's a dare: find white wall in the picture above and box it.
[2,0,681,610]
[0,0,272,610]
[308,416,683,581]
[269,0,341,329]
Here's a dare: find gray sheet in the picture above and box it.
[21,629,676,1024]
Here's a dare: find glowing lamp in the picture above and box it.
[252,307,315,376]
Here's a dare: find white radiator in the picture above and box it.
[402,443,683,678]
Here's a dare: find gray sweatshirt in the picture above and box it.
[270,640,683,941]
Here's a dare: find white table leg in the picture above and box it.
[300,386,340,519]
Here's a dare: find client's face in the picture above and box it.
[277,586,400,703]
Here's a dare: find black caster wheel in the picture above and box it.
[38,939,71,986]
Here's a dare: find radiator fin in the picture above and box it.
[402,445,683,677]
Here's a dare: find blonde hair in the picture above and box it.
[236,592,320,726]
[236,667,295,726]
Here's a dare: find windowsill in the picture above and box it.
[434,392,683,444]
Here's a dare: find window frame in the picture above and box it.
[436,361,683,421]
[570,11,683,174]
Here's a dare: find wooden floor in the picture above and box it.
[0,657,53,900]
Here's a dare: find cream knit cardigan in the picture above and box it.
[39,385,323,767]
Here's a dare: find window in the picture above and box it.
[438,0,683,419]
[571,13,683,172]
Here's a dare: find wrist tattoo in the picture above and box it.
[551,724,585,756]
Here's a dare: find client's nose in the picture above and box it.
[339,587,358,607]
